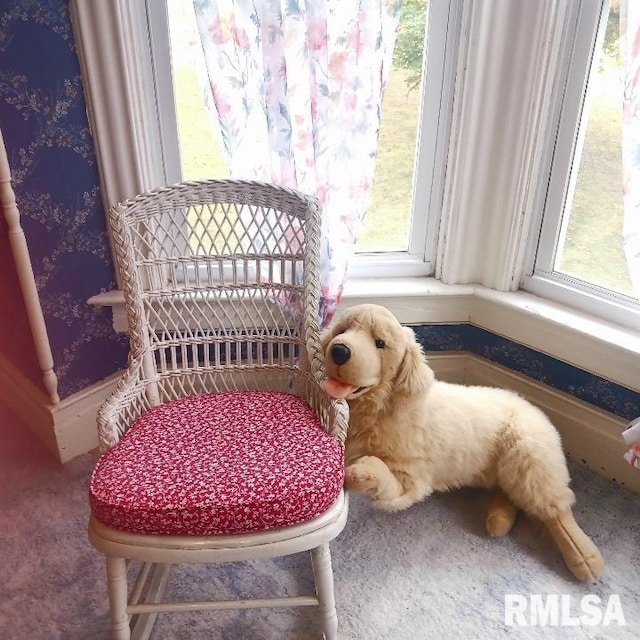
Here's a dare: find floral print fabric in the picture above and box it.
[192,0,402,323]
[89,391,345,535]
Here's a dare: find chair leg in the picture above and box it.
[311,543,338,640]
[106,556,131,640]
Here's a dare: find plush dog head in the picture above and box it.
[321,304,435,404]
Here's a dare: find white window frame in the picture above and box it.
[73,0,640,395]
[522,0,640,332]
[349,0,463,278]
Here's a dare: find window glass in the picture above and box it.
[358,0,427,252]
[167,0,228,180]
[525,0,640,329]
[554,2,633,295]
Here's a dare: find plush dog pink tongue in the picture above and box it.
[324,378,358,399]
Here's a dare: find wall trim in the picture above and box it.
[0,354,119,463]
[0,355,57,457]
[51,372,120,462]
[69,0,168,238]
[438,0,567,290]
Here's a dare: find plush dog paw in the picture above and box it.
[486,489,519,537]
[372,494,415,512]
[345,463,381,496]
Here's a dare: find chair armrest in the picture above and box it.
[96,355,153,451]
[305,334,349,443]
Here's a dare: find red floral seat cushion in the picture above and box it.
[89,391,345,536]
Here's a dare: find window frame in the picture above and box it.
[348,0,463,278]
[522,0,640,331]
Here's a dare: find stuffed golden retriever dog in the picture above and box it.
[321,303,604,581]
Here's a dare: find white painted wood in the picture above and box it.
[130,563,171,640]
[340,278,474,324]
[128,563,153,608]
[425,352,468,385]
[144,0,182,186]
[0,355,57,456]
[87,290,129,333]
[128,595,319,615]
[348,0,464,279]
[525,1,604,278]
[519,1,640,330]
[411,0,464,265]
[311,543,338,640]
[0,129,59,405]
[51,372,121,461]
[69,0,168,214]
[524,272,640,332]
[0,356,120,462]
[106,557,131,640]
[87,278,473,330]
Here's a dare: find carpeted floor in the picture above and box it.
[1,400,638,640]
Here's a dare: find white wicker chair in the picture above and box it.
[88,179,350,640]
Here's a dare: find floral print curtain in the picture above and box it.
[622,0,640,296]
[192,0,402,323]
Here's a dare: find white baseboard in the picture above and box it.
[0,354,120,463]
[3,351,637,493]
[0,355,57,456]
[424,352,468,384]
[51,373,120,462]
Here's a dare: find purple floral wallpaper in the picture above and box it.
[0,0,129,399]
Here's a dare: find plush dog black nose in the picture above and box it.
[330,343,351,366]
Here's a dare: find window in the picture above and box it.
[166,0,228,182]
[159,0,462,278]
[524,0,640,330]
[74,0,640,391]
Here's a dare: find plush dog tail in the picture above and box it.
[395,328,435,395]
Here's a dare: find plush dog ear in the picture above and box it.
[395,327,435,395]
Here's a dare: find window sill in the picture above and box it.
[88,277,640,392]
[342,278,640,392]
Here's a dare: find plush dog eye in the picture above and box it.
[375,338,385,349]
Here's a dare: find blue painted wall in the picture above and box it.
[0,1,129,399]
[412,324,639,421]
